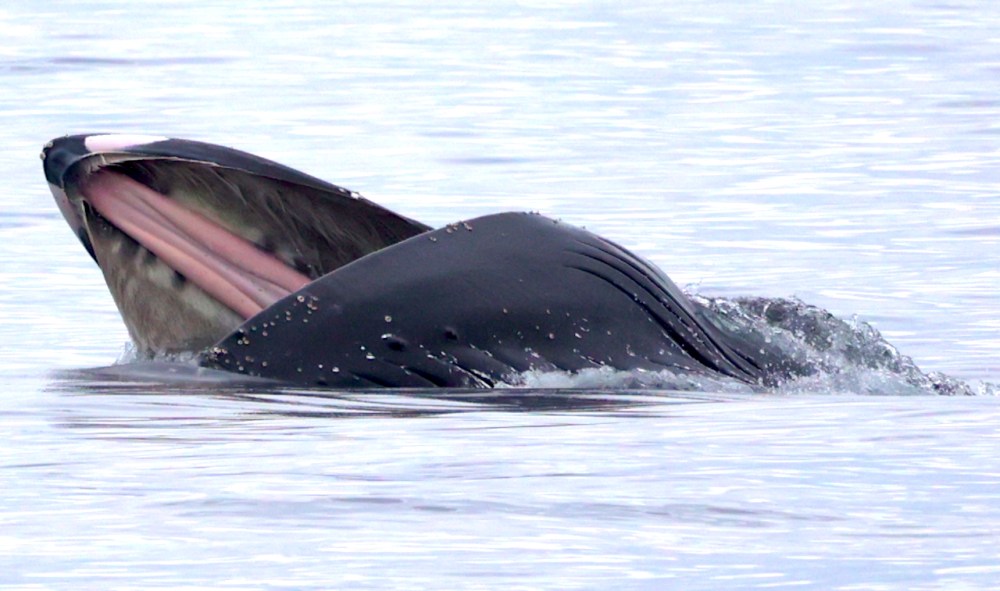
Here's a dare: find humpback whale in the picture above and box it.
[42,134,790,388]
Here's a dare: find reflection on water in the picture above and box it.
[8,375,1000,590]
[48,365,728,422]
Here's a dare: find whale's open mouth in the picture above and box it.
[81,169,312,319]
[43,134,429,355]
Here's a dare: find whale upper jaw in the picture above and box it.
[41,134,429,356]
[42,135,168,262]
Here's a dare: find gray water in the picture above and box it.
[2,1,999,589]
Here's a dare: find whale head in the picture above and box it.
[42,134,428,355]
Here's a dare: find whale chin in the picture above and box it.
[41,134,429,355]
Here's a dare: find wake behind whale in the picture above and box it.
[41,134,977,394]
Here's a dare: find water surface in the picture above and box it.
[1,1,999,589]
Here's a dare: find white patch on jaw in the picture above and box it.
[146,257,177,290]
[84,134,170,152]
[138,253,232,322]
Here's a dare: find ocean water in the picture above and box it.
[1,1,999,589]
